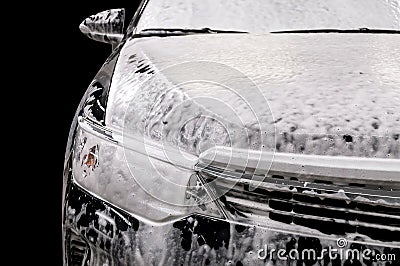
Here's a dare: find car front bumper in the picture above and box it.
[63,174,399,266]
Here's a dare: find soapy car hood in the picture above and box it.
[105,33,400,159]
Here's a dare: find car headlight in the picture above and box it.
[71,116,223,223]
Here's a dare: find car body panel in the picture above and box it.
[105,34,399,158]
[64,178,400,265]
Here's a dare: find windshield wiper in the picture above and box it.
[271,28,400,34]
[134,28,248,37]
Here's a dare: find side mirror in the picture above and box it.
[79,9,125,47]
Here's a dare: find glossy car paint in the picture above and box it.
[107,34,400,158]
[63,3,400,266]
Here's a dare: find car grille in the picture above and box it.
[197,161,400,244]
[67,230,90,266]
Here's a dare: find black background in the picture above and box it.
[40,3,141,264]
[59,5,138,151]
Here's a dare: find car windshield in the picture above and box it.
[133,0,400,34]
